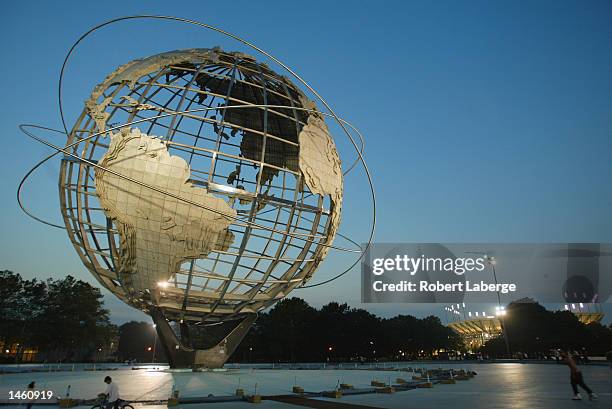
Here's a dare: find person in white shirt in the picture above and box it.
[103,376,121,409]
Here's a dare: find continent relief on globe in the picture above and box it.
[94,127,237,294]
[297,111,344,271]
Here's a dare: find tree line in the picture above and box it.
[231,297,463,363]
[2,270,610,363]
[481,301,612,358]
[0,270,116,363]
[0,270,462,363]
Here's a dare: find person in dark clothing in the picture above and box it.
[560,350,597,400]
[26,381,35,409]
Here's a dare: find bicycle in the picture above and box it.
[91,394,134,409]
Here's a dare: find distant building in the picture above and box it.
[448,316,502,350]
[0,332,118,363]
[0,341,38,362]
[445,302,604,351]
[562,302,605,325]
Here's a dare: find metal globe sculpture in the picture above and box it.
[58,48,343,367]
[18,16,375,369]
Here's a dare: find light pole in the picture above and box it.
[486,256,511,358]
[151,324,157,364]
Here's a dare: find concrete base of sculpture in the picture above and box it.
[150,307,256,369]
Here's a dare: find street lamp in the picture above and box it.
[369,340,376,361]
[495,306,507,316]
[327,346,333,363]
[151,324,157,364]
[484,255,511,358]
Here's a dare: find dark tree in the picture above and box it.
[1,271,48,361]
[230,297,464,363]
[258,298,318,362]
[480,301,610,357]
[117,321,166,362]
[584,322,612,355]
[36,275,115,361]
[0,271,117,363]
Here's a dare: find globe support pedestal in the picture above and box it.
[150,307,256,369]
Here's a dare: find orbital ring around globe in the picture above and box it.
[56,15,375,242]
[18,16,376,300]
[58,15,375,290]
[18,104,368,256]
[19,96,371,291]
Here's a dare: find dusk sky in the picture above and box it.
[1,1,611,323]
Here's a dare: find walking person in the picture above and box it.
[25,381,35,409]
[560,350,597,400]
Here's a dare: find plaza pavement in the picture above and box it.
[0,362,610,408]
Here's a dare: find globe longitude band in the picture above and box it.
[18,16,375,369]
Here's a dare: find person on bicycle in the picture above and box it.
[103,376,121,409]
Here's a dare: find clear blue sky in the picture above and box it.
[1,0,611,323]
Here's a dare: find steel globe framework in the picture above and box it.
[62,48,339,316]
[18,16,374,369]
[59,48,344,367]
